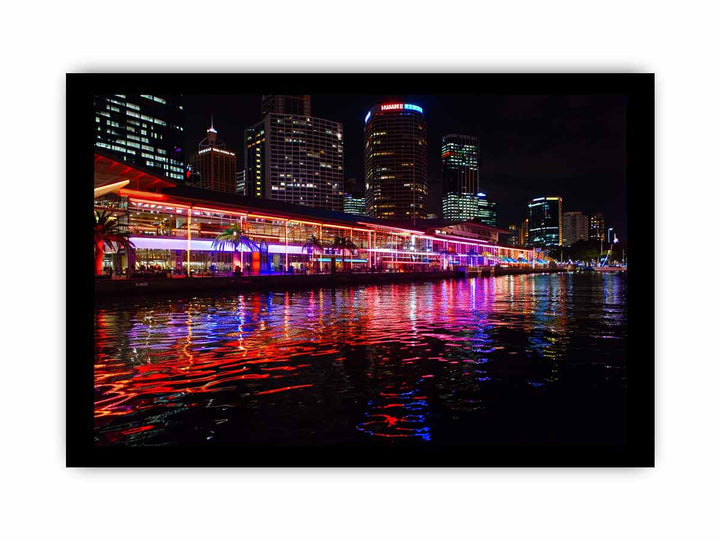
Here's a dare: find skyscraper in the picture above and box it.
[562,211,589,246]
[235,169,247,195]
[520,218,529,246]
[94,94,185,181]
[343,194,367,216]
[528,196,563,247]
[442,193,497,225]
[244,96,344,211]
[364,102,428,220]
[506,224,520,246]
[441,134,480,192]
[187,119,237,193]
[440,134,497,224]
[261,95,311,116]
[589,213,605,241]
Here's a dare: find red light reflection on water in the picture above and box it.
[94,274,626,445]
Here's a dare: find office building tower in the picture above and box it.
[506,224,520,246]
[441,134,480,194]
[364,102,428,220]
[442,193,497,225]
[343,194,367,216]
[589,213,606,241]
[236,169,247,195]
[261,95,311,116]
[528,196,563,247]
[562,211,589,246]
[440,134,496,223]
[520,218,529,246]
[187,119,237,193]
[94,94,185,181]
[244,96,344,211]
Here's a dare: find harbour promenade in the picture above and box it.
[95,267,568,299]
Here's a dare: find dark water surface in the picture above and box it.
[95,273,627,447]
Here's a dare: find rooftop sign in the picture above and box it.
[366,103,424,123]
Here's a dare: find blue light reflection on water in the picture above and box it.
[94,273,627,446]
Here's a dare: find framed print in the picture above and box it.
[67,73,654,467]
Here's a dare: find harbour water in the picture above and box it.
[95,273,627,447]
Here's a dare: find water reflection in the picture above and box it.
[95,273,627,446]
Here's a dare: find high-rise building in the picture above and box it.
[187,119,237,193]
[244,96,345,211]
[520,218,529,246]
[441,134,480,194]
[343,194,367,216]
[261,95,311,116]
[236,169,247,195]
[589,213,605,241]
[506,224,520,246]
[528,196,563,247]
[440,134,496,224]
[94,94,185,181]
[442,193,497,225]
[364,102,428,220]
[562,211,589,246]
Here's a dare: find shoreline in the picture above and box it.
[94,267,569,301]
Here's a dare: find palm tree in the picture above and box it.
[302,234,326,273]
[94,206,134,276]
[332,236,358,272]
[212,223,258,274]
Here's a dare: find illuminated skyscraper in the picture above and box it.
[562,211,589,246]
[589,213,605,241]
[343,194,367,216]
[442,193,497,225]
[244,96,344,211]
[528,196,563,247]
[440,134,496,224]
[520,218,529,246]
[364,102,428,220]
[235,169,247,195]
[441,134,480,193]
[187,119,237,193]
[94,94,185,181]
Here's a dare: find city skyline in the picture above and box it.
[183,94,626,239]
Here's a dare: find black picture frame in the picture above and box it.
[67,73,654,467]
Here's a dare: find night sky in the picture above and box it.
[184,94,626,238]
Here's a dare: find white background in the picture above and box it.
[1,1,718,538]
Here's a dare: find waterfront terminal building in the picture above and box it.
[94,153,543,276]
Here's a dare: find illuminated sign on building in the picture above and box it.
[366,103,424,123]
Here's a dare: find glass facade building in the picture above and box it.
[440,134,496,224]
[95,154,542,276]
[94,94,185,181]
[528,196,563,247]
[364,103,428,220]
[442,193,497,226]
[343,194,367,216]
[441,134,480,194]
[244,110,345,211]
